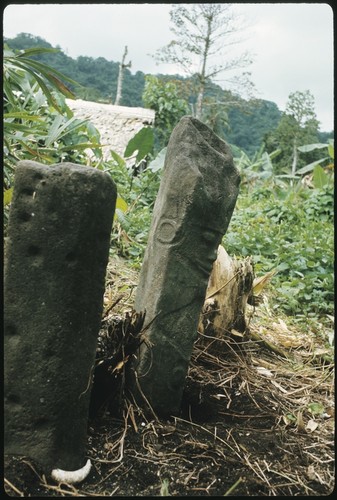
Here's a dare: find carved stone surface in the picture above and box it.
[4,160,116,471]
[132,116,240,416]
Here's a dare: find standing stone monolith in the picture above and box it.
[4,160,116,473]
[131,116,240,416]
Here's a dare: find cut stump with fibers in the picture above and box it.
[199,245,254,345]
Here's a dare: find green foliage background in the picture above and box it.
[3,33,334,336]
[8,32,333,156]
[224,181,334,320]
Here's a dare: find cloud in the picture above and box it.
[235,3,333,130]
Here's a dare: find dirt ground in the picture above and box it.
[4,258,335,497]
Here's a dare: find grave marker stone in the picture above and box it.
[4,160,116,472]
[131,116,240,416]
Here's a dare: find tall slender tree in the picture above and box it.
[264,90,320,175]
[153,3,253,120]
[285,90,318,175]
[114,46,131,106]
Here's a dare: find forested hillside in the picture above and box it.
[4,32,286,156]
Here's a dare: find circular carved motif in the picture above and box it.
[157,219,177,244]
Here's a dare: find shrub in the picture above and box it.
[224,180,334,319]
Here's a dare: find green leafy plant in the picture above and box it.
[3,47,103,171]
[224,152,334,322]
[142,75,189,150]
[160,479,170,496]
[3,45,105,224]
[4,41,333,330]
[297,140,334,190]
[95,129,160,265]
[233,144,283,187]
[124,126,154,164]
[297,140,334,173]
[3,45,76,109]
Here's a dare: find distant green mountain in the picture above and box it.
[4,32,286,155]
[226,99,283,156]
[4,32,145,106]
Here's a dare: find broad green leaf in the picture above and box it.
[269,148,282,160]
[4,187,14,206]
[86,122,101,142]
[56,118,90,142]
[312,164,328,188]
[124,127,154,163]
[307,402,324,415]
[114,208,130,228]
[261,152,273,171]
[298,143,328,153]
[45,115,87,147]
[46,73,75,99]
[12,54,78,86]
[3,121,43,133]
[277,262,290,271]
[328,143,334,160]
[276,174,300,179]
[110,150,126,169]
[6,58,61,111]
[148,147,167,172]
[116,196,128,212]
[45,114,64,146]
[3,79,18,107]
[15,140,40,156]
[14,137,57,162]
[18,47,60,57]
[4,112,43,121]
[296,158,327,175]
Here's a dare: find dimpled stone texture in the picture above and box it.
[4,161,116,471]
[132,116,240,416]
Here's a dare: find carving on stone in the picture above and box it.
[130,116,241,416]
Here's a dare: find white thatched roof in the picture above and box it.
[66,98,155,160]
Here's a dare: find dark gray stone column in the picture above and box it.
[132,116,240,417]
[4,161,116,472]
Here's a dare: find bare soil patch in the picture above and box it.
[4,258,334,496]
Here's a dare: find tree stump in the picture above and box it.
[198,245,254,348]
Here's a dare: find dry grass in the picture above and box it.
[100,256,335,496]
[4,256,334,497]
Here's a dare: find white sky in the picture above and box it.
[2,2,334,131]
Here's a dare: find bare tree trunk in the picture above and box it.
[195,85,205,120]
[291,136,298,177]
[195,12,212,120]
[114,46,131,106]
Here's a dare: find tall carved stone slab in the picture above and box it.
[4,161,116,472]
[132,116,240,416]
